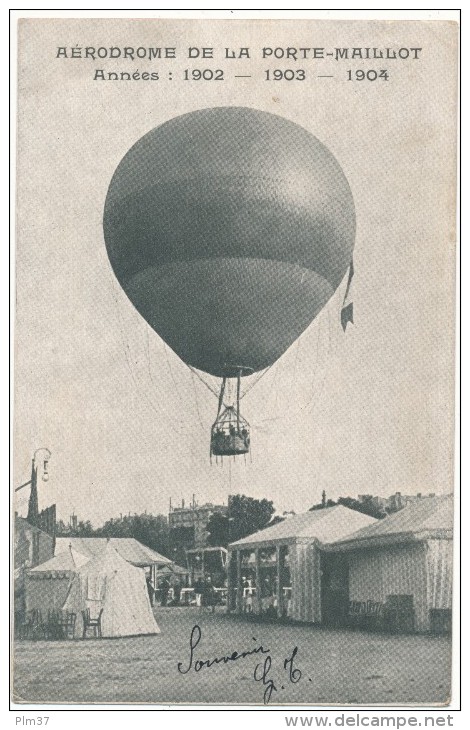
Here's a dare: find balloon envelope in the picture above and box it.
[104,107,355,378]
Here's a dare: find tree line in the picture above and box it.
[55,495,276,557]
[56,492,391,559]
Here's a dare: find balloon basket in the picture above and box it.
[210,405,250,459]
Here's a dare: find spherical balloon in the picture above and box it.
[104,107,355,378]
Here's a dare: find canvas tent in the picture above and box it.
[55,537,172,590]
[325,495,453,632]
[55,537,171,567]
[63,542,160,638]
[228,505,377,623]
[25,546,91,615]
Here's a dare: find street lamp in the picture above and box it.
[15,448,52,492]
[15,448,52,525]
[33,448,51,482]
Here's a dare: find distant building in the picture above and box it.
[14,515,55,620]
[168,501,228,562]
[15,516,55,572]
[357,491,437,514]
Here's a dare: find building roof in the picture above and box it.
[325,494,453,551]
[229,505,377,550]
[54,537,172,567]
[15,515,51,538]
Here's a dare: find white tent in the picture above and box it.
[327,495,453,632]
[25,546,91,615]
[63,542,160,638]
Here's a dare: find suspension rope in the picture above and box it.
[144,327,187,435]
[110,273,183,437]
[216,377,227,421]
[190,369,206,434]
[265,354,280,409]
[187,364,221,399]
[291,337,302,383]
[301,304,333,414]
[163,342,187,409]
[240,362,275,400]
[257,308,330,427]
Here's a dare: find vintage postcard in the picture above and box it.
[12,14,458,708]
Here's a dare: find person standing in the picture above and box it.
[146,575,155,607]
[194,576,205,608]
[173,578,182,606]
[204,575,216,613]
[160,576,170,607]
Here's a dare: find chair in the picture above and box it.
[385,594,415,634]
[15,611,26,640]
[365,601,385,631]
[46,610,63,640]
[430,608,452,635]
[56,611,77,639]
[24,609,45,640]
[348,600,367,629]
[82,608,104,638]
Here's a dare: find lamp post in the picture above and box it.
[15,448,52,525]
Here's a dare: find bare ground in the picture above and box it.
[13,607,452,706]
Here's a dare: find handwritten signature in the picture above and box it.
[254,645,302,704]
[177,624,303,704]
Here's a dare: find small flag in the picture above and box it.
[341,260,354,331]
[341,302,354,331]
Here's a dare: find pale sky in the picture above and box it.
[14,19,456,524]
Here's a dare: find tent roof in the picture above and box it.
[74,541,137,576]
[325,495,453,551]
[229,505,377,549]
[29,547,90,574]
[55,537,172,567]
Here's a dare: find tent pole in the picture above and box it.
[236,370,241,432]
[276,546,283,618]
[236,550,242,614]
[255,548,261,615]
[226,550,232,614]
